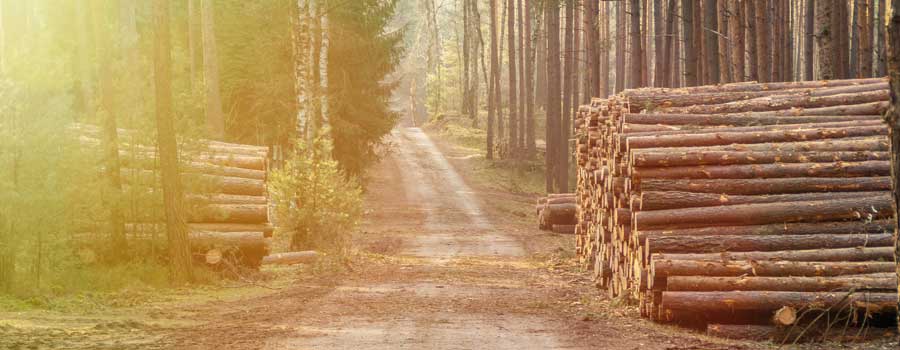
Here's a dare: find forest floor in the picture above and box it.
[1,125,896,349]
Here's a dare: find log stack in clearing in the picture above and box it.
[572,77,898,337]
[536,193,577,233]
[76,123,273,267]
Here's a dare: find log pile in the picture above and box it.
[75,123,273,267]
[536,193,577,233]
[572,77,898,335]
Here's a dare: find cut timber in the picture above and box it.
[544,203,577,225]
[631,150,888,167]
[552,224,576,234]
[188,231,268,267]
[205,174,266,196]
[706,323,898,342]
[262,251,319,265]
[655,138,888,154]
[633,161,890,180]
[188,194,267,205]
[651,246,895,262]
[646,234,893,254]
[660,89,889,114]
[638,177,891,195]
[188,204,268,224]
[650,260,897,278]
[623,113,883,126]
[637,219,894,241]
[661,291,897,313]
[189,223,274,237]
[626,125,886,150]
[665,273,898,292]
[638,191,888,211]
[772,306,797,326]
[634,195,892,229]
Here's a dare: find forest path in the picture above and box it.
[264,127,568,349]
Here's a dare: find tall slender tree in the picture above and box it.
[615,1,626,92]
[546,0,561,192]
[517,0,525,150]
[628,0,642,88]
[201,0,225,139]
[653,0,664,87]
[488,0,499,160]
[682,0,697,86]
[859,0,873,78]
[754,0,770,82]
[525,0,535,157]
[153,0,193,282]
[599,2,610,96]
[507,0,518,156]
[816,0,836,79]
[91,0,127,257]
[729,0,745,82]
[704,0,720,84]
[804,0,814,80]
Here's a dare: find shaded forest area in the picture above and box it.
[0,0,401,300]
[418,0,891,193]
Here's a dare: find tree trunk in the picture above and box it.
[652,260,896,279]
[517,0,525,150]
[488,0,499,160]
[615,1,626,92]
[839,1,851,79]
[662,291,896,314]
[629,0,642,88]
[745,0,758,81]
[545,0,561,192]
[559,0,573,190]
[524,0,535,158]
[154,0,194,282]
[804,0,814,80]
[634,194,892,230]
[653,0,664,87]
[91,0,127,257]
[666,274,896,292]
[187,0,200,90]
[639,176,891,195]
[462,0,471,120]
[262,251,319,265]
[599,2,610,96]
[648,233,893,255]
[859,0,873,78]
[585,0,598,98]
[638,219,893,241]
[716,0,730,83]
[851,0,860,78]
[201,0,225,140]
[883,0,900,332]
[728,0,744,82]
[682,0,697,86]
[754,0,770,83]
[507,0,518,156]
[877,0,887,76]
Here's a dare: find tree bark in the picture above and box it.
[632,160,890,180]
[729,0,745,82]
[745,0,758,81]
[666,274,896,292]
[804,0,814,80]
[638,176,891,195]
[754,0,770,83]
[91,0,127,257]
[638,219,894,241]
[653,0,664,87]
[599,2,610,96]
[637,190,888,211]
[682,0,697,86]
[615,1,626,92]
[201,0,225,140]
[545,0,561,192]
[154,0,193,282]
[652,259,896,278]
[662,291,896,314]
[816,0,836,79]
[634,194,892,230]
[629,0,643,88]
[647,233,893,254]
[860,0,873,78]
[524,0,535,157]
[507,0,518,156]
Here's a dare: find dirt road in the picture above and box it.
[0,127,766,350]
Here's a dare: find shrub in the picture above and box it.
[270,137,362,254]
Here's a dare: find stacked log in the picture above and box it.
[536,193,576,232]
[572,77,897,335]
[75,123,273,267]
